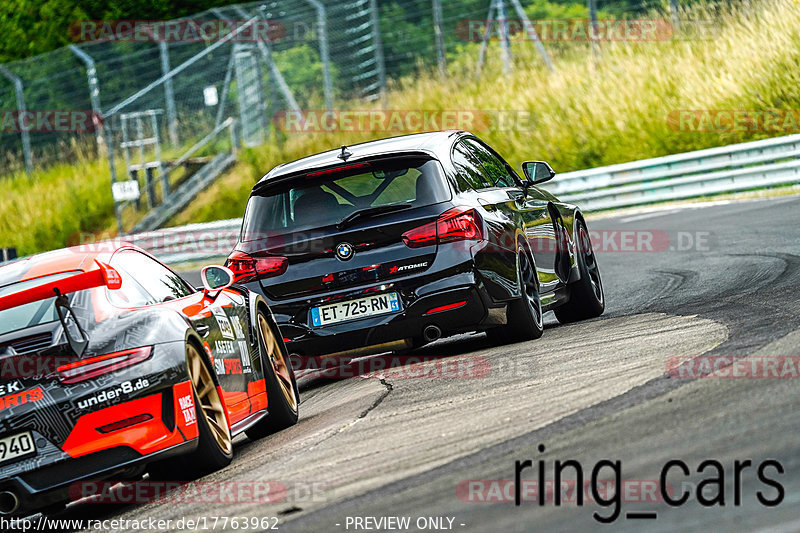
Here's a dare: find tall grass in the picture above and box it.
[177,0,800,225]
[3,0,799,255]
[0,153,116,256]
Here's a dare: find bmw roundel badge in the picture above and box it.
[335,242,355,261]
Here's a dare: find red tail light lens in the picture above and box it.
[97,414,153,434]
[401,220,438,248]
[306,162,369,177]
[57,346,152,384]
[425,300,468,315]
[227,251,288,282]
[402,207,483,248]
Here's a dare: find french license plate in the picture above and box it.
[0,431,36,465]
[311,293,401,327]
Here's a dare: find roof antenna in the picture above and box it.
[338,145,352,161]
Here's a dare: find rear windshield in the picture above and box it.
[242,157,450,240]
[0,272,91,336]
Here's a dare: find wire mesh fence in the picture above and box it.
[0,0,678,177]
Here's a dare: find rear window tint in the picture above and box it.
[0,272,93,336]
[242,158,450,240]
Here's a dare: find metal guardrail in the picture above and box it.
[541,134,800,211]
[125,134,800,266]
[132,217,242,265]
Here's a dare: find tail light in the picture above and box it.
[402,207,483,248]
[227,251,288,282]
[97,414,153,434]
[57,346,152,384]
[425,300,468,315]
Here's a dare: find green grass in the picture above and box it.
[0,155,116,256]
[3,0,799,256]
[175,0,800,224]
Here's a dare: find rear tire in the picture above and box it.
[554,218,605,323]
[487,249,544,344]
[245,311,299,440]
[150,343,233,480]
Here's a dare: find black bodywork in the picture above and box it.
[231,131,593,360]
[0,247,277,515]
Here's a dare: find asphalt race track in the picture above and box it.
[54,195,800,532]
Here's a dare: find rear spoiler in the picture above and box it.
[0,260,122,311]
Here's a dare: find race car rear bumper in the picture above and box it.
[0,439,196,515]
[0,381,201,516]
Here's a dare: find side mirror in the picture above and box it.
[201,265,234,294]
[521,161,556,185]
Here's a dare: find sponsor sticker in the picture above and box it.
[211,307,235,340]
[178,394,196,426]
[0,387,44,410]
[238,341,252,374]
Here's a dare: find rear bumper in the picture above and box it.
[270,273,507,358]
[0,439,196,515]
[0,379,200,515]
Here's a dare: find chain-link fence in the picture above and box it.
[0,0,675,179]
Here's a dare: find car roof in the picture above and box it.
[0,243,133,288]
[256,130,465,186]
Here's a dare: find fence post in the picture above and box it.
[367,0,388,104]
[230,6,301,112]
[304,0,334,111]
[68,46,106,153]
[508,0,554,72]
[160,42,179,146]
[431,0,447,80]
[0,66,33,175]
[69,45,123,234]
[496,0,512,74]
[476,0,496,76]
[588,0,599,59]
[670,0,680,31]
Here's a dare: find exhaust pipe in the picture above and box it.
[0,490,20,515]
[423,325,442,343]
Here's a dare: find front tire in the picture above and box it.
[245,311,299,440]
[487,249,544,344]
[554,218,605,323]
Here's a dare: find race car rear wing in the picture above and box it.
[0,260,122,312]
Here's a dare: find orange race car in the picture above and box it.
[0,243,298,515]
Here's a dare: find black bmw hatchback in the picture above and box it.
[227,131,604,360]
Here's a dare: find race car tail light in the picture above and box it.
[96,413,153,434]
[227,251,288,282]
[402,207,483,248]
[425,300,468,315]
[56,346,152,384]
